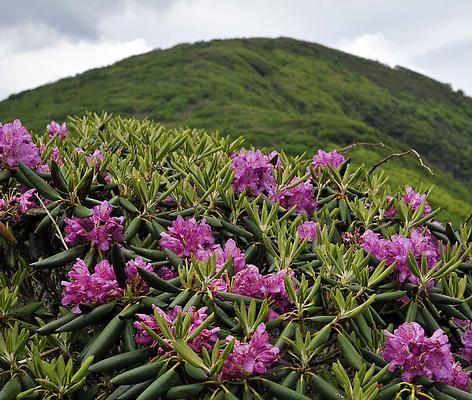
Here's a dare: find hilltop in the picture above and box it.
[1,37,471,222]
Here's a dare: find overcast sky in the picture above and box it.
[1,0,472,100]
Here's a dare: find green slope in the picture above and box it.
[1,37,471,222]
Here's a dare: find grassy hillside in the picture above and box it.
[1,37,471,222]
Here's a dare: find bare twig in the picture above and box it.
[336,142,392,153]
[18,347,61,364]
[35,194,68,249]
[369,148,434,175]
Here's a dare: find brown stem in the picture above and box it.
[369,148,433,175]
[336,142,392,153]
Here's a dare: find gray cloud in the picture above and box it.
[1,0,471,99]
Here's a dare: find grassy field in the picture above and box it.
[1,37,471,223]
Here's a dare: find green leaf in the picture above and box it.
[173,339,209,372]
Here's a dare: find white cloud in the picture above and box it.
[336,33,406,67]
[0,24,151,100]
[1,1,472,98]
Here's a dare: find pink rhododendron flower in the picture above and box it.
[62,257,154,314]
[0,119,41,168]
[270,178,316,215]
[160,216,215,257]
[219,323,280,380]
[297,221,318,241]
[383,322,469,389]
[231,149,276,195]
[460,322,472,362]
[133,306,219,353]
[195,239,246,274]
[64,201,124,251]
[156,266,178,280]
[262,269,294,312]
[385,186,432,218]
[231,266,294,313]
[47,121,68,139]
[61,259,121,314]
[360,228,440,285]
[447,363,471,391]
[86,149,104,169]
[232,265,264,298]
[16,189,38,215]
[124,257,154,292]
[311,149,345,175]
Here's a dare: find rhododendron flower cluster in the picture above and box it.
[195,238,246,274]
[123,256,154,292]
[231,149,276,195]
[360,228,440,284]
[385,186,432,217]
[64,201,124,251]
[311,149,345,175]
[297,220,318,241]
[383,322,470,390]
[232,266,294,313]
[47,121,68,139]
[0,119,41,168]
[62,259,120,314]
[219,323,280,380]
[74,147,105,170]
[460,321,472,362]
[10,188,39,217]
[134,306,219,353]
[160,215,215,257]
[62,257,153,313]
[271,178,316,215]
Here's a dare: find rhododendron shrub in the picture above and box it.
[0,113,471,399]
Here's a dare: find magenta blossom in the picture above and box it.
[231,266,294,313]
[61,259,121,314]
[47,121,68,139]
[219,323,280,380]
[0,119,41,168]
[64,201,124,251]
[447,363,470,391]
[231,149,276,195]
[160,216,215,257]
[195,239,246,274]
[270,178,316,215]
[16,189,39,215]
[156,266,178,280]
[360,228,440,285]
[297,221,318,242]
[460,322,472,362]
[383,322,469,389]
[311,149,345,176]
[385,186,432,218]
[133,306,219,353]
[86,149,104,169]
[62,257,153,314]
[124,257,154,292]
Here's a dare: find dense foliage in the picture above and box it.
[0,113,472,399]
[0,38,471,223]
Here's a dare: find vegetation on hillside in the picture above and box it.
[0,38,471,222]
[1,114,472,399]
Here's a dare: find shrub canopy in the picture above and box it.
[0,113,471,399]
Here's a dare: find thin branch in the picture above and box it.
[18,347,61,364]
[369,148,434,175]
[336,142,392,153]
[35,194,68,249]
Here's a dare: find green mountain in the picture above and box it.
[1,37,471,222]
